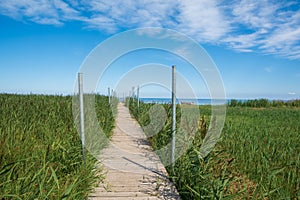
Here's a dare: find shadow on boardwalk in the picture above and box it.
[89,103,181,200]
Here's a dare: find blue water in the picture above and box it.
[138,98,229,105]
[120,97,294,105]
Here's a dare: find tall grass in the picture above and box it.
[0,94,115,199]
[129,98,300,199]
[129,98,234,199]
[221,107,300,199]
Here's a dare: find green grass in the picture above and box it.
[128,98,300,199]
[221,107,300,199]
[0,94,116,199]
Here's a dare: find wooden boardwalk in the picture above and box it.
[89,103,180,200]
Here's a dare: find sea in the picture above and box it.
[132,98,231,105]
[120,97,295,105]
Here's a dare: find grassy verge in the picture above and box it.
[0,94,116,199]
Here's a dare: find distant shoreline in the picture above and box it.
[1,93,299,106]
[130,97,300,106]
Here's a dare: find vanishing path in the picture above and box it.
[89,103,180,200]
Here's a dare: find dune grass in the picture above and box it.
[0,94,116,199]
[128,98,300,199]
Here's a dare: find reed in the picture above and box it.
[129,98,300,199]
[0,94,116,199]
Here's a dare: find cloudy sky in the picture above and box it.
[0,0,299,99]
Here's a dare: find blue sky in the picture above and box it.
[0,0,299,99]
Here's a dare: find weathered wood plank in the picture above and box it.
[89,103,180,199]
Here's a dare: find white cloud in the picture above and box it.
[1,0,300,59]
[0,0,80,25]
[31,16,63,25]
[288,92,296,95]
[53,0,79,17]
[225,0,300,59]
[82,15,117,33]
[230,0,279,29]
[222,31,261,51]
[175,0,230,42]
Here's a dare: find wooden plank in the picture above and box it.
[89,103,180,200]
